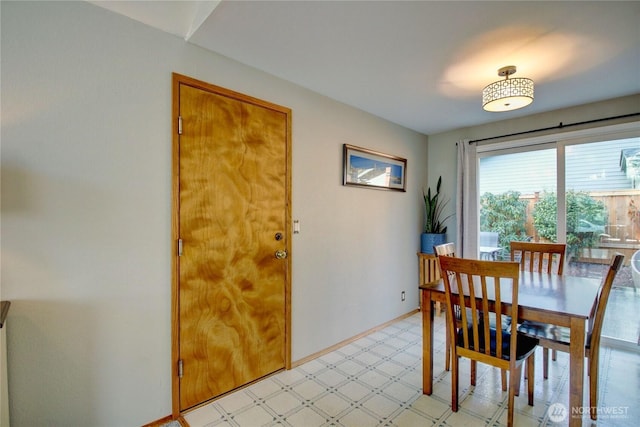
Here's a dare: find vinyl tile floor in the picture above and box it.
[183,312,639,427]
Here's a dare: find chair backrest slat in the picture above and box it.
[457,270,470,347]
[510,241,566,275]
[493,274,502,359]
[480,278,491,353]
[467,272,481,352]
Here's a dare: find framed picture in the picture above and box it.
[343,144,407,191]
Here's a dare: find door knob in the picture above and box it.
[275,249,288,259]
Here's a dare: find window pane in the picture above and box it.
[479,148,557,260]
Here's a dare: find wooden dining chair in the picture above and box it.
[436,242,510,388]
[433,242,457,371]
[510,241,566,275]
[438,256,538,427]
[518,253,624,420]
[510,241,566,379]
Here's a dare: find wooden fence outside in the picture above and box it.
[519,190,640,264]
[520,190,640,240]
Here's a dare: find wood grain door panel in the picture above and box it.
[172,74,291,413]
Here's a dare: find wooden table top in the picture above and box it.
[420,272,600,320]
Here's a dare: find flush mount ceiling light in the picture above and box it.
[482,65,534,112]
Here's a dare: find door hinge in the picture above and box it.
[178,359,184,378]
[178,116,183,135]
[178,239,183,256]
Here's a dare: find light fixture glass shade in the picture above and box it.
[482,77,534,112]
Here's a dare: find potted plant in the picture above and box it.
[421,176,453,253]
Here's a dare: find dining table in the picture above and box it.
[420,272,601,427]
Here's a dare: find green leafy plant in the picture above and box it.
[532,190,607,257]
[480,191,529,257]
[423,176,453,234]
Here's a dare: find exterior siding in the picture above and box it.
[480,138,640,195]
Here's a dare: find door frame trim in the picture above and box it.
[170,73,292,417]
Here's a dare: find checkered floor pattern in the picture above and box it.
[183,312,638,427]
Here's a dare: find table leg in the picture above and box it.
[568,317,586,427]
[422,288,434,395]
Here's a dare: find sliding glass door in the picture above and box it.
[477,127,640,347]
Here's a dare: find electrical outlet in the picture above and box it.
[401,291,405,301]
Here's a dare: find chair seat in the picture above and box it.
[518,321,593,349]
[458,325,539,360]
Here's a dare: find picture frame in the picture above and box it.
[343,144,407,191]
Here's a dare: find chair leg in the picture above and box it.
[514,366,521,397]
[501,369,507,391]
[543,348,549,379]
[527,355,535,406]
[590,356,598,421]
[444,310,451,371]
[552,349,557,361]
[471,360,477,386]
[445,328,451,371]
[451,353,459,412]
[507,368,518,427]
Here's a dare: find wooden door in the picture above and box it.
[171,74,291,414]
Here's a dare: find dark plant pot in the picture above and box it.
[421,233,447,254]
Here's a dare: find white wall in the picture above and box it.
[427,94,640,246]
[0,2,427,425]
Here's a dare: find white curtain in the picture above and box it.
[456,140,478,258]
